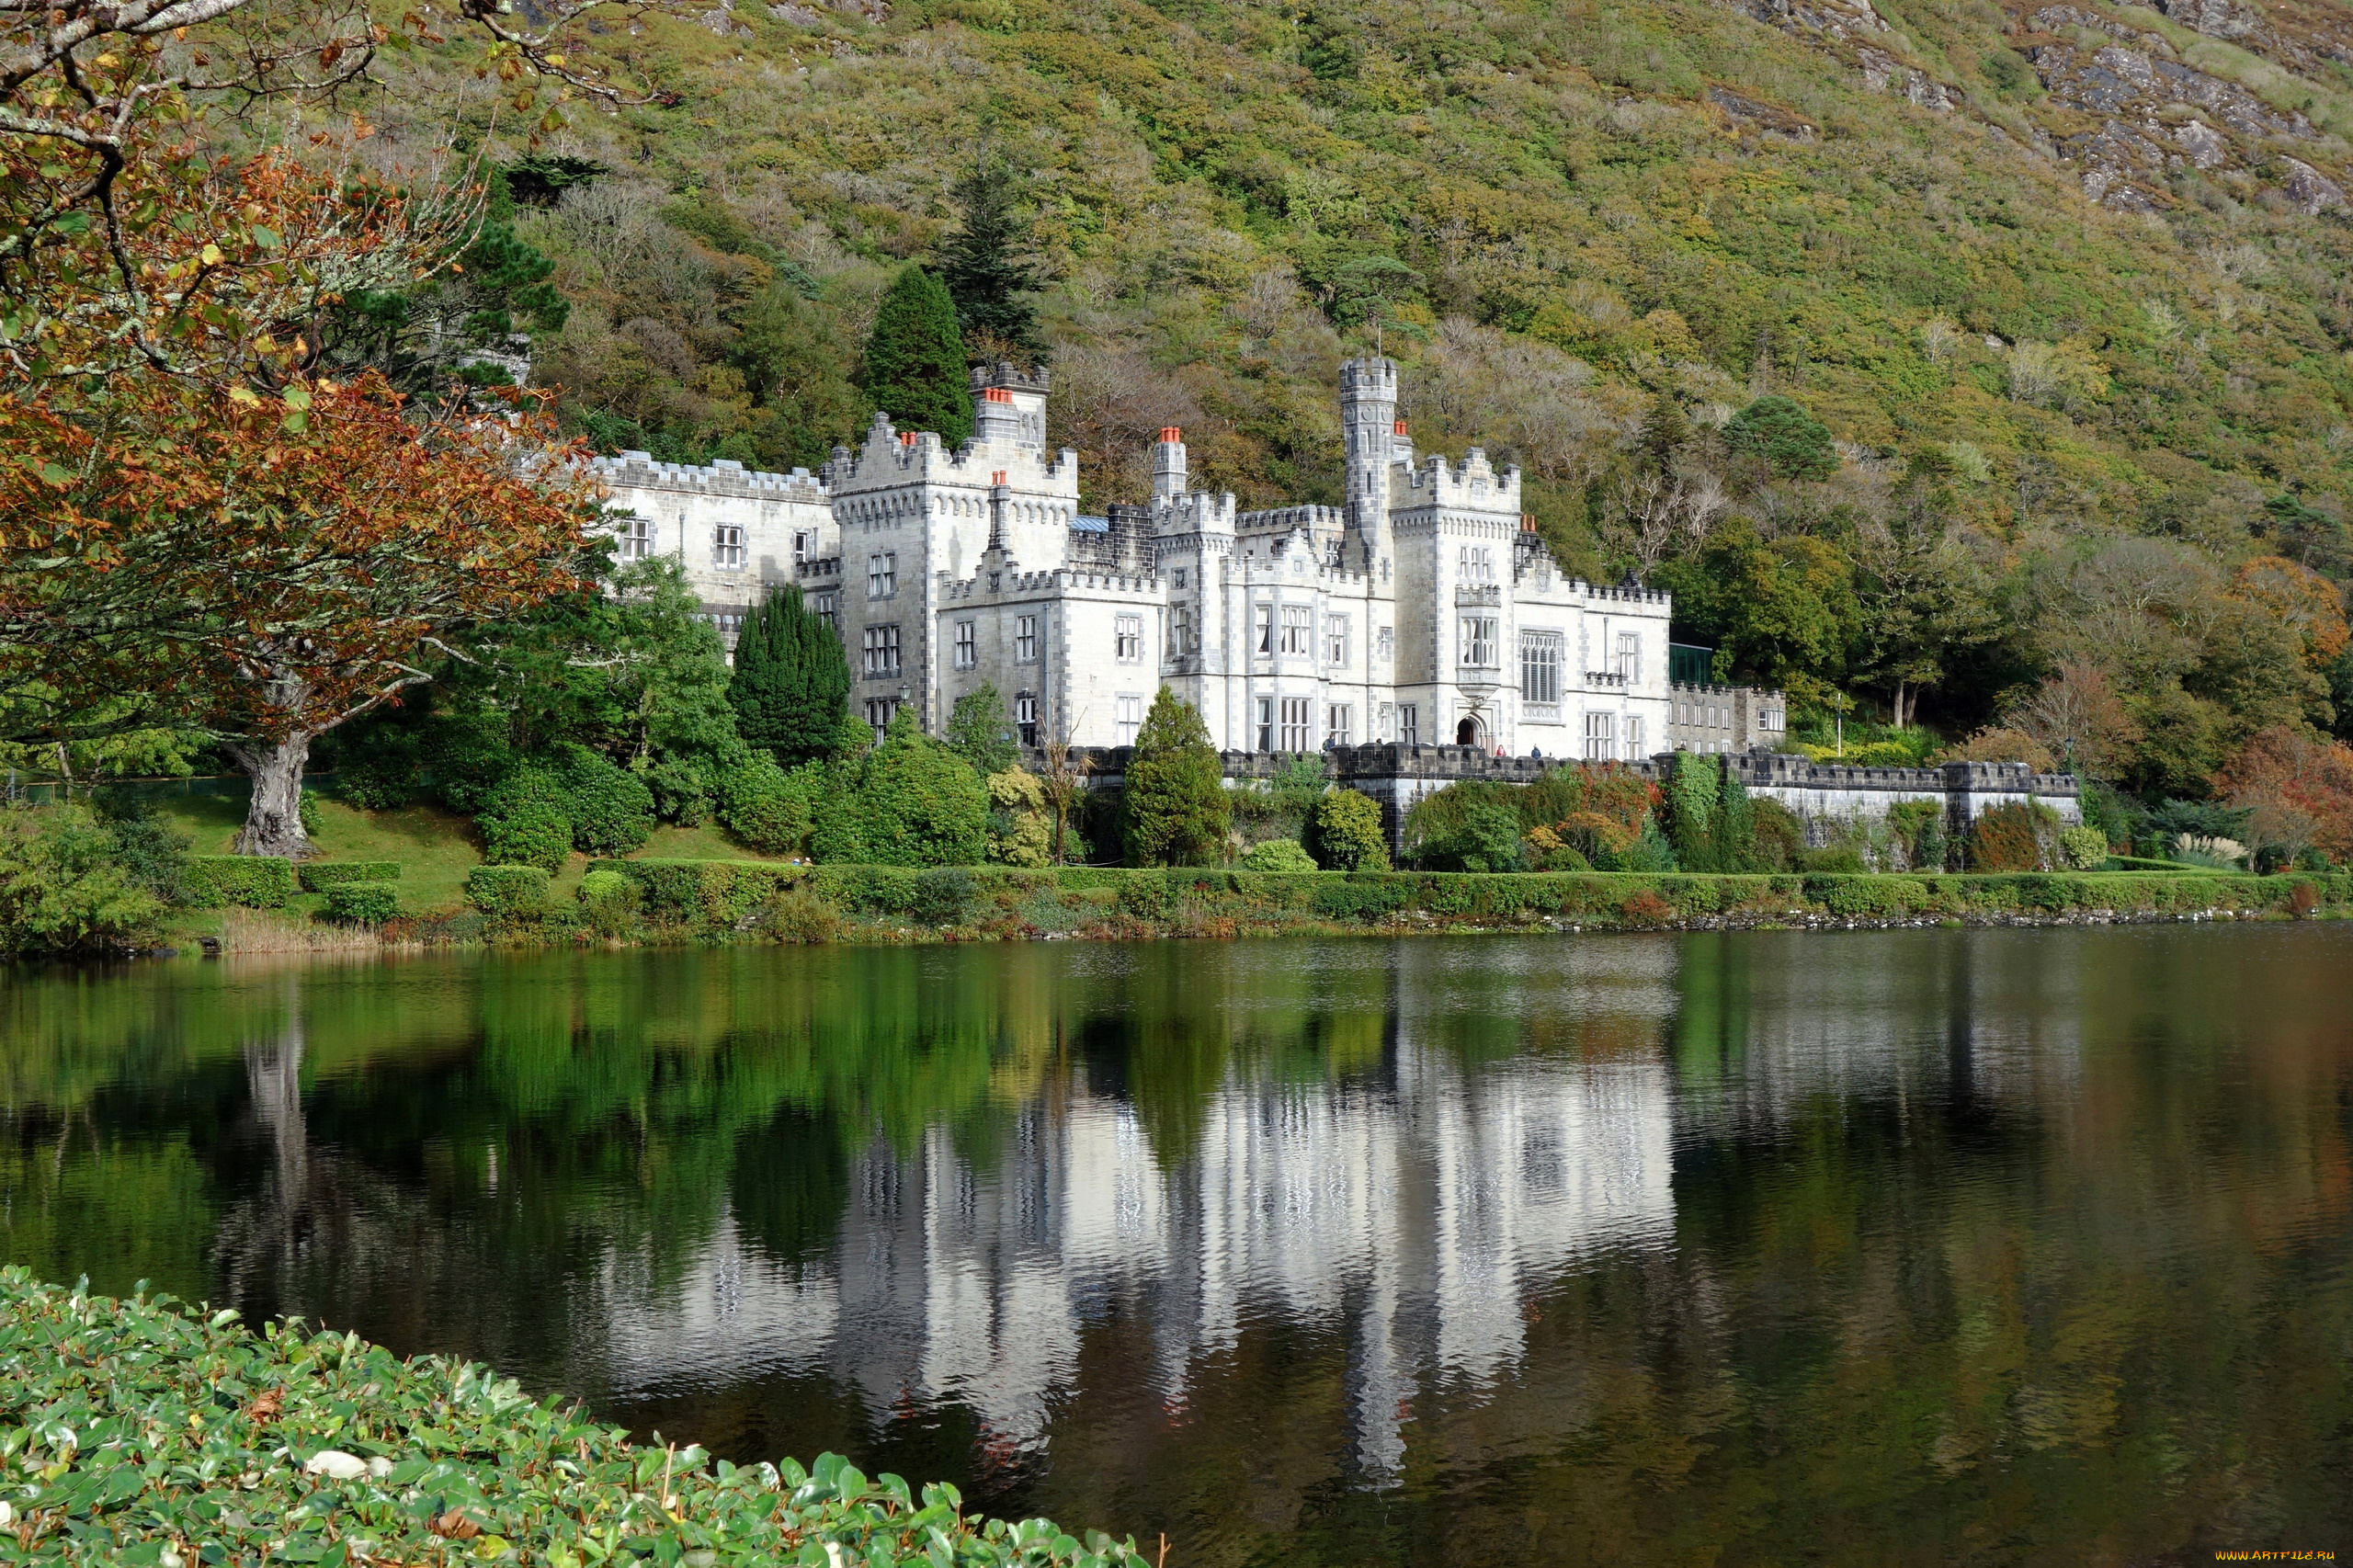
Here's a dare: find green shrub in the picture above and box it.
[912,866,978,925]
[89,794,192,904]
[553,743,656,857]
[1242,838,1320,872]
[1415,802,1525,872]
[480,793,572,872]
[728,584,857,765]
[761,886,843,942]
[185,855,295,909]
[0,808,169,954]
[0,1267,1143,1567]
[813,710,990,867]
[1117,874,1177,919]
[2059,824,2107,870]
[298,861,400,892]
[717,752,820,856]
[576,868,639,908]
[1305,789,1391,870]
[466,865,551,917]
[986,767,1055,867]
[321,883,398,925]
[643,755,717,826]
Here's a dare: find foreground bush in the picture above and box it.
[0,1267,1141,1565]
[0,809,170,954]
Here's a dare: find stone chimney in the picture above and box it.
[1153,426,1188,499]
[974,385,1023,445]
[987,470,1011,552]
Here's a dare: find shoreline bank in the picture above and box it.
[163,865,2353,955]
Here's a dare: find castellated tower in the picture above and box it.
[1339,357,1398,560]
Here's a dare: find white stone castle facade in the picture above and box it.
[594,359,1784,758]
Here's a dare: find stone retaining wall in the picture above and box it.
[1036,744,2081,855]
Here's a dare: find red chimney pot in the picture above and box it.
[1158,426,1183,443]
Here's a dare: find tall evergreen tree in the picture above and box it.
[1723,394,1837,481]
[937,153,1047,367]
[860,266,972,446]
[1122,687,1231,867]
[726,585,852,764]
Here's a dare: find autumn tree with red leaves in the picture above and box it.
[4,376,599,854]
[2215,726,2353,865]
[2,0,677,855]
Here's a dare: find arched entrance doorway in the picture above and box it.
[1455,715,1483,747]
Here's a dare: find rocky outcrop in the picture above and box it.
[2030,43,2312,137]
[2148,0,2262,41]
[1741,0,1887,39]
[1706,85,1819,139]
[2278,156,2347,214]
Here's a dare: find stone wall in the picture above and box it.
[1040,744,2081,856]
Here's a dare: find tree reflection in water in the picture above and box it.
[2,929,2349,1563]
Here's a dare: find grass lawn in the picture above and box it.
[635,823,796,863]
[156,789,786,919]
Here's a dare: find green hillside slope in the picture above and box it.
[356,0,2353,777]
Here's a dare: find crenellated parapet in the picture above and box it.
[1392,449,1523,515]
[593,452,828,500]
[826,412,1080,497]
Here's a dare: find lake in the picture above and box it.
[3,928,2349,1563]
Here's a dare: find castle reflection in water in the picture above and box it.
[206,933,2091,1491]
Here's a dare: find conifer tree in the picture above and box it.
[1638,394,1689,473]
[1724,394,1837,481]
[726,585,852,764]
[1122,687,1231,867]
[860,266,972,446]
[938,154,1048,367]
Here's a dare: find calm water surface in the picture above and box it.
[3,928,2350,1564]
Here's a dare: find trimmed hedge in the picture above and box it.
[185,855,295,909]
[433,861,2353,939]
[322,883,399,925]
[465,865,551,917]
[592,858,811,924]
[0,1267,1141,1566]
[298,860,400,892]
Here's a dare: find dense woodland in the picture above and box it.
[344,0,2353,831]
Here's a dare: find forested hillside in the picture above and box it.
[319,0,2353,802]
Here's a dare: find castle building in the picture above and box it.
[594,358,1783,758]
